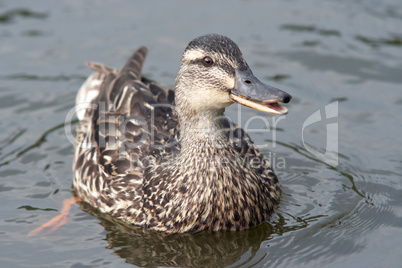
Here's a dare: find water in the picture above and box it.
[1,0,401,267]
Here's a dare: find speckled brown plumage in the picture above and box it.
[73,34,284,233]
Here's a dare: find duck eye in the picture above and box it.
[203,56,213,66]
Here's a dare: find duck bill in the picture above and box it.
[230,69,292,115]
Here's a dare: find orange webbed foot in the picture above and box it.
[29,197,82,236]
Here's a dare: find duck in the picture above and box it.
[73,34,292,233]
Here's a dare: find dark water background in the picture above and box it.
[1,0,401,267]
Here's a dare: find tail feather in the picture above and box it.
[119,46,148,79]
[86,62,118,75]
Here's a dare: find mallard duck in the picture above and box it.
[73,34,291,233]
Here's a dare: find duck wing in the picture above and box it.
[74,47,178,215]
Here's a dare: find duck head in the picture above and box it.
[175,34,292,119]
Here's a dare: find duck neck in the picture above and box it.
[177,107,228,148]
